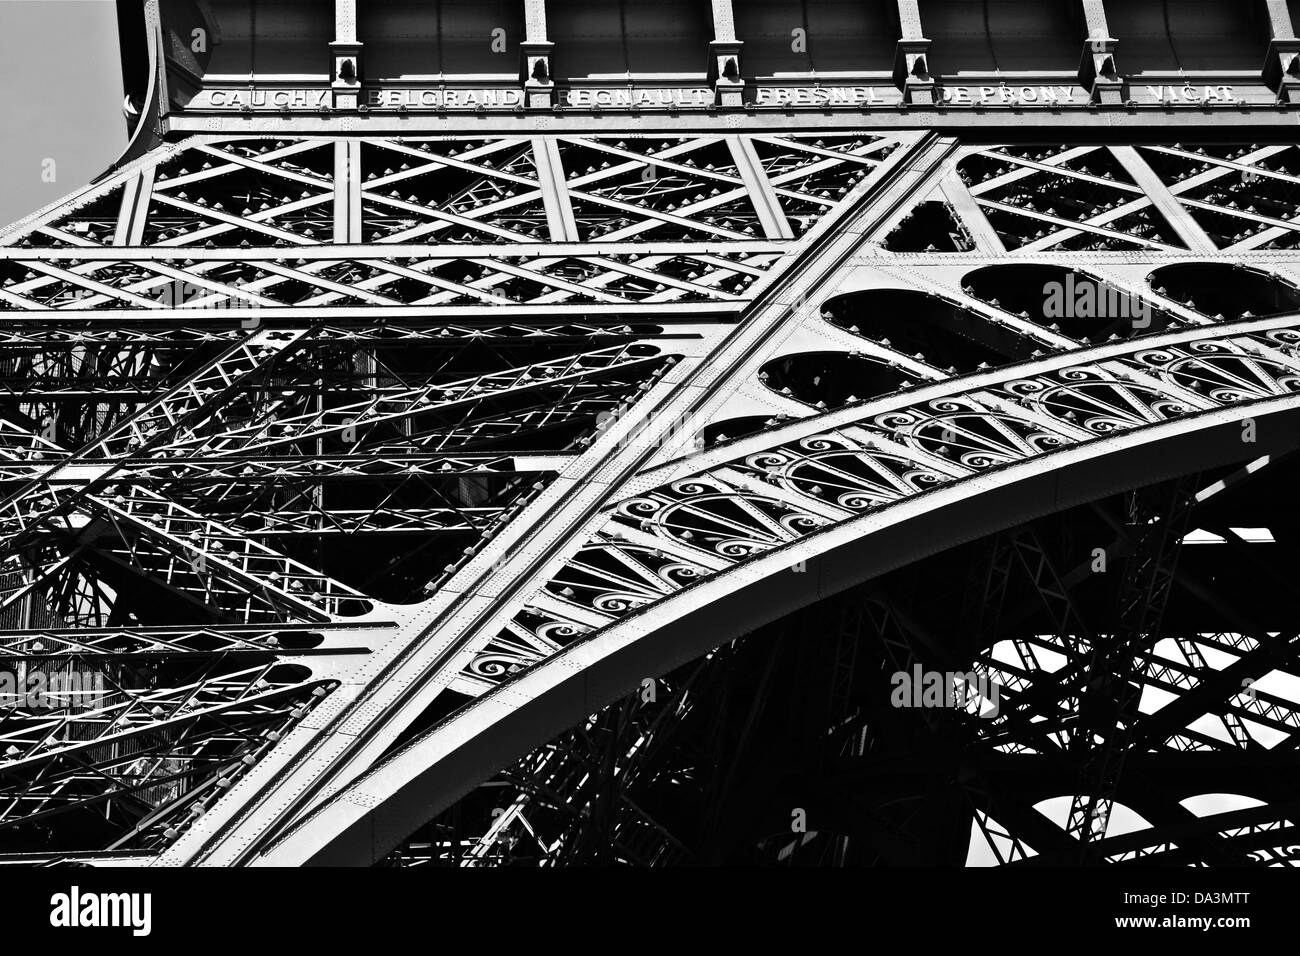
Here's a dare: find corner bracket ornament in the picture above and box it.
[1080,32,1124,105]
[330,41,363,111]
[710,40,744,108]
[1265,39,1300,103]
[894,38,933,106]
[522,41,554,108]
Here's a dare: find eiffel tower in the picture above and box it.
[6,0,1300,867]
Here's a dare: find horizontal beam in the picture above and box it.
[0,242,786,261]
[161,107,1300,139]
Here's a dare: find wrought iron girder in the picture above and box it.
[0,255,768,311]
[0,541,85,624]
[85,485,371,621]
[0,127,927,864]
[372,395,643,455]
[223,122,1300,865]
[242,505,506,537]
[0,328,313,557]
[0,672,334,849]
[1067,478,1199,851]
[13,120,1300,868]
[0,321,679,349]
[0,622,377,660]
[453,327,1300,699]
[163,345,669,456]
[0,452,564,486]
[0,437,368,625]
[411,650,723,866]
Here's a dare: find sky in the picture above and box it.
[0,0,128,229]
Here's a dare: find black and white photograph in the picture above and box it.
[0,0,1294,937]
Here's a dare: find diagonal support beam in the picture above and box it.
[938,173,1005,253]
[726,137,794,240]
[1108,145,1217,252]
[532,138,580,242]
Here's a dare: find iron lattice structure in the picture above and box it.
[9,85,1300,864]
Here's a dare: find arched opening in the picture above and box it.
[262,663,314,685]
[271,630,326,651]
[822,289,1037,372]
[760,351,922,408]
[367,443,1300,868]
[964,263,1181,342]
[1148,263,1300,321]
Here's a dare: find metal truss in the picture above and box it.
[9,126,1300,866]
[390,464,1300,867]
[0,129,906,859]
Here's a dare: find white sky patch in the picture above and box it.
[1180,527,1275,544]
[1182,528,1226,544]
[1028,641,1068,672]
[1180,793,1266,817]
[1138,682,1177,714]
[988,639,1022,669]
[988,638,1071,673]
[1034,796,1153,837]
[1189,638,1237,671]
[1250,668,1300,702]
[1186,713,1237,745]
[0,1,126,226]
[965,813,1037,866]
[1240,716,1289,749]
[1153,636,1196,670]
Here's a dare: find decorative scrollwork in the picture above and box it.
[545,543,708,615]
[1162,353,1300,404]
[742,447,949,510]
[480,326,1300,694]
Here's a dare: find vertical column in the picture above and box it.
[113,166,156,247]
[331,0,362,110]
[113,177,143,247]
[333,141,362,244]
[893,0,933,105]
[521,0,554,108]
[710,0,744,107]
[144,0,172,122]
[1079,0,1122,105]
[1262,0,1300,102]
